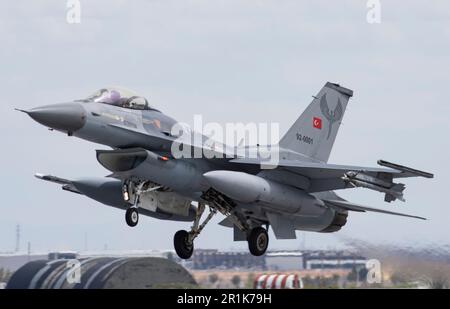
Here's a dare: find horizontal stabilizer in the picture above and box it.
[324,199,426,220]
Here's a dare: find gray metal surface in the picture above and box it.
[18,83,433,254]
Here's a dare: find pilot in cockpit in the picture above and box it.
[94,89,121,105]
[82,87,154,111]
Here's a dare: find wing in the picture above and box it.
[232,157,397,179]
[231,158,433,180]
[230,158,433,201]
[35,173,81,194]
[35,173,195,222]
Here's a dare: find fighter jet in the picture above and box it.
[18,83,433,259]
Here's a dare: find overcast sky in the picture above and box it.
[0,0,449,254]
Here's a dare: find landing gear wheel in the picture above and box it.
[125,208,139,227]
[248,227,269,256]
[174,230,194,259]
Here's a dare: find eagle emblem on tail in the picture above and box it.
[320,94,343,140]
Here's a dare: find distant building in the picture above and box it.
[302,251,367,270]
[0,249,368,274]
[0,253,48,272]
[191,249,266,270]
[48,251,79,260]
[265,252,304,270]
[182,249,367,271]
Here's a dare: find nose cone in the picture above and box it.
[27,102,86,132]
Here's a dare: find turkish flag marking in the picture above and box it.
[313,117,322,129]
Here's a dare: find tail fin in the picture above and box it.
[279,82,353,162]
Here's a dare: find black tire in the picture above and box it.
[247,227,269,256]
[125,208,139,227]
[174,230,194,259]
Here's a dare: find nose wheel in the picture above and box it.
[125,207,139,227]
[247,227,269,256]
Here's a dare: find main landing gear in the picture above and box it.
[174,202,216,259]
[173,230,193,259]
[173,189,270,259]
[173,221,269,259]
[247,226,269,256]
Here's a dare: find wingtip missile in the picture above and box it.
[15,108,30,114]
[378,160,434,179]
[34,173,45,179]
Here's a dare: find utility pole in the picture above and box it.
[15,224,21,252]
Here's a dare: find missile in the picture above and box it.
[342,172,405,202]
[203,170,326,216]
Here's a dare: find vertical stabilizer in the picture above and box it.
[279,82,353,162]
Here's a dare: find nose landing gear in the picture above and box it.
[125,207,139,227]
[122,179,161,227]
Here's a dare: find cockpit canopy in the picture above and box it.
[79,87,155,111]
